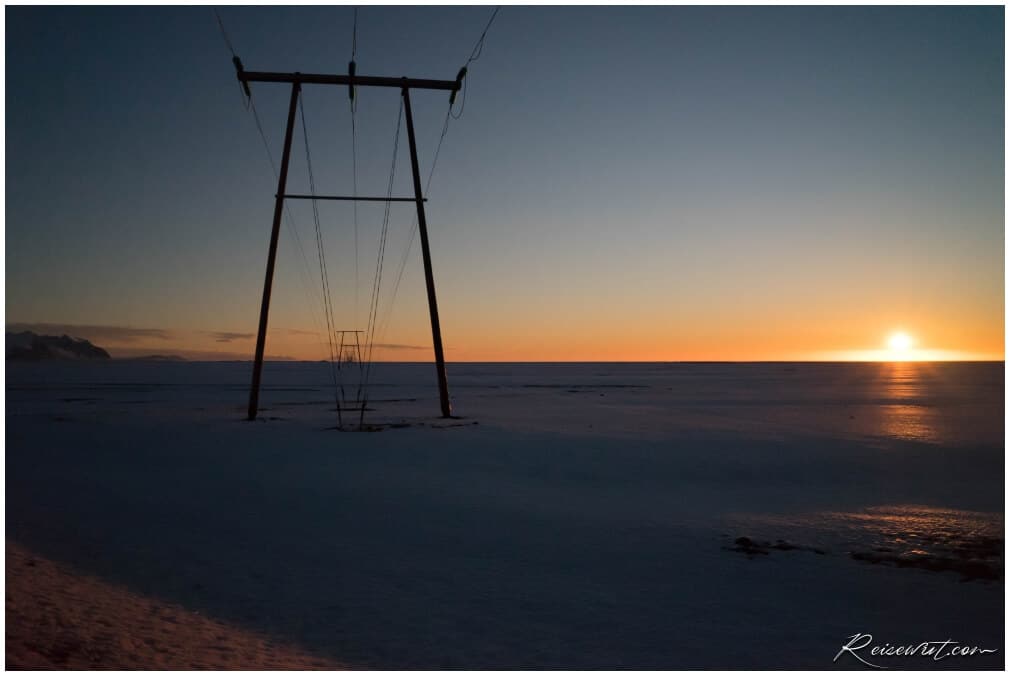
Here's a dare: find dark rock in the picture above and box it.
[6,331,110,361]
[728,536,827,557]
[728,536,770,556]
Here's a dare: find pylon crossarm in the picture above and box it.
[235,65,461,92]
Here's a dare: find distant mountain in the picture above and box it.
[122,354,186,362]
[6,331,111,361]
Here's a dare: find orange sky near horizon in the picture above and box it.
[9,242,1004,362]
[31,314,999,362]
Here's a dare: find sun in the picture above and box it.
[887,331,914,355]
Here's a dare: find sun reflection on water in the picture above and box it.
[876,361,940,443]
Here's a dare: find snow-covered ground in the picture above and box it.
[6,361,1004,668]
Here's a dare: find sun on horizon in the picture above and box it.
[814,329,1000,363]
[886,331,915,360]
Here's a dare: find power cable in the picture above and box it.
[300,93,344,425]
[376,6,502,345]
[213,8,332,364]
[359,99,403,427]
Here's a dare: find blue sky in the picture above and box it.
[6,6,1004,360]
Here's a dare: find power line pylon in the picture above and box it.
[236,62,460,422]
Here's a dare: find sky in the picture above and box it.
[6,6,1005,361]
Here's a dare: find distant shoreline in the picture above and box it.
[7,359,1004,365]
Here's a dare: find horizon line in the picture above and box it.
[44,358,1007,364]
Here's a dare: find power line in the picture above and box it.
[450,6,500,121]
[212,7,331,363]
[351,7,358,60]
[213,8,238,59]
[375,109,449,345]
[349,6,360,328]
[248,99,329,340]
[351,104,360,329]
[300,93,344,425]
[360,99,404,427]
[213,8,252,108]
[376,6,502,344]
[465,6,500,66]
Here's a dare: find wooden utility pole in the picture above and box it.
[236,64,461,421]
[248,82,300,422]
[402,86,452,418]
